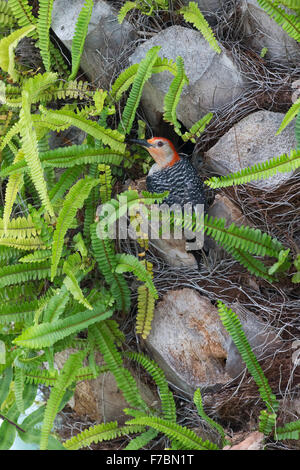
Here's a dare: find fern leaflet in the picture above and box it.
[63,421,145,450]
[125,415,219,450]
[256,0,300,42]
[89,322,148,411]
[204,149,300,188]
[51,176,99,280]
[119,46,160,134]
[180,2,221,53]
[217,301,279,415]
[40,350,86,450]
[13,300,113,349]
[69,0,93,80]
[39,106,126,152]
[163,56,188,133]
[37,0,54,71]
[275,420,300,440]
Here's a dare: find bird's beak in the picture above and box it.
[129,139,153,148]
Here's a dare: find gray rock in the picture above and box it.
[54,350,158,422]
[129,26,245,130]
[149,236,198,268]
[182,0,224,13]
[48,127,86,149]
[52,0,136,86]
[145,289,283,395]
[205,194,250,255]
[145,289,231,395]
[205,110,297,189]
[208,194,248,227]
[225,302,283,378]
[241,0,300,64]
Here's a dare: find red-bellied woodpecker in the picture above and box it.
[131,137,206,208]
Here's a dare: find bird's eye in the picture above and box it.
[157,141,164,147]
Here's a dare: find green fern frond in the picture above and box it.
[256,0,300,42]
[38,79,92,102]
[111,57,176,102]
[63,421,145,450]
[0,245,21,265]
[48,166,83,206]
[69,0,93,80]
[0,404,19,450]
[0,120,21,152]
[268,248,291,275]
[152,56,177,75]
[114,253,158,298]
[99,164,113,203]
[204,214,284,258]
[204,149,300,188]
[125,428,159,450]
[194,388,228,445]
[51,176,99,280]
[275,419,300,440]
[98,189,168,235]
[83,163,99,243]
[3,153,24,232]
[0,215,39,239]
[0,260,61,288]
[0,367,13,407]
[219,243,276,282]
[217,301,279,414]
[63,253,93,310]
[0,298,39,323]
[136,284,156,339]
[292,254,300,283]
[24,368,58,386]
[74,365,105,382]
[24,365,103,387]
[90,223,131,313]
[40,350,86,450]
[0,282,39,302]
[23,72,58,104]
[182,112,213,143]
[117,1,137,24]
[163,56,188,133]
[0,24,36,82]
[279,0,300,9]
[0,12,15,25]
[0,0,15,25]
[39,106,126,152]
[110,63,138,101]
[37,0,54,71]
[125,415,219,450]
[7,0,36,29]
[49,41,70,76]
[179,2,221,53]
[126,351,176,423]
[89,322,148,411]
[19,249,52,263]
[13,367,25,413]
[28,206,53,248]
[258,409,277,435]
[103,319,126,346]
[119,46,161,134]
[36,145,127,169]
[20,91,54,217]
[13,300,113,349]
[276,97,300,135]
[42,286,70,323]
[0,236,46,251]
